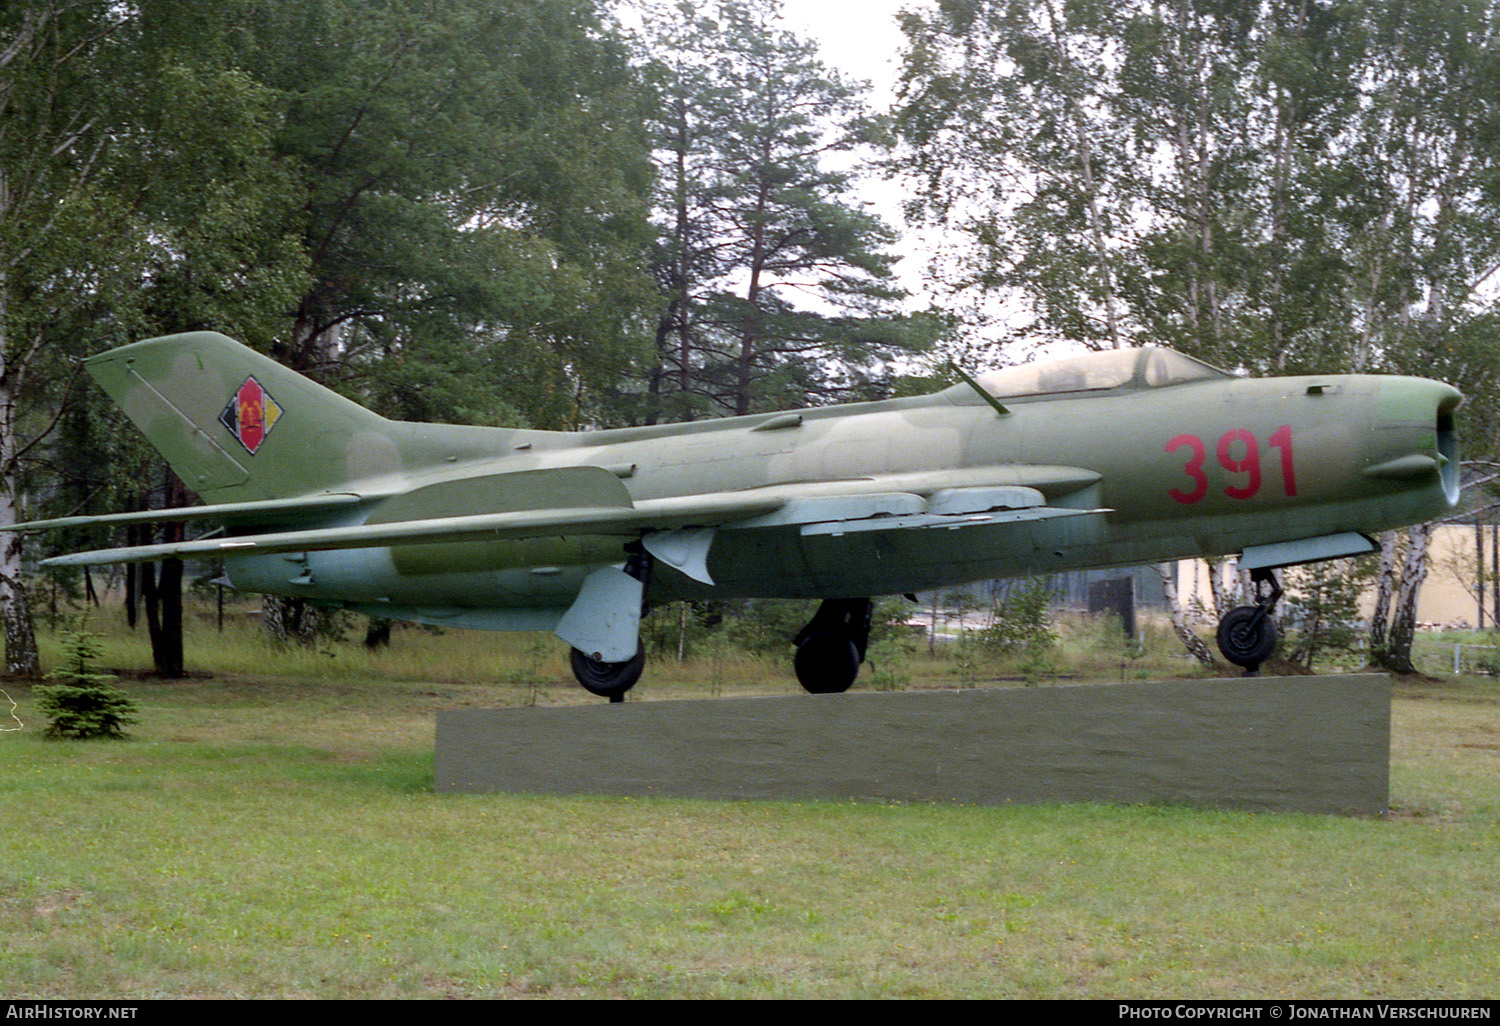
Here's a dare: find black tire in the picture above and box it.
[1216,605,1278,669]
[570,642,646,700]
[793,631,860,694]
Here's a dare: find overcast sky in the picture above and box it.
[781,0,918,103]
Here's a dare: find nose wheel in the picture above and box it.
[1215,568,1282,676]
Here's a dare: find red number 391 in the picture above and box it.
[1167,427,1296,505]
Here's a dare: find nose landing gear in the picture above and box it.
[1215,568,1282,676]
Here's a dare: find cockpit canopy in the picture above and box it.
[960,347,1228,402]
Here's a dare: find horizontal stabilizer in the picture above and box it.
[39,491,786,567]
[5,493,366,533]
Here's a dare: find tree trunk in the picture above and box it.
[0,538,39,676]
[1368,530,1398,661]
[0,369,39,676]
[141,559,161,657]
[263,593,286,642]
[1157,563,1218,667]
[124,556,137,629]
[363,617,391,649]
[1379,523,1433,674]
[139,471,189,677]
[1477,522,1486,629]
[140,556,185,678]
[263,595,324,645]
[150,559,184,677]
[1206,556,1249,619]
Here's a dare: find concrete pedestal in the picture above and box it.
[436,675,1389,815]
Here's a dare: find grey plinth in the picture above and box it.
[436,675,1390,815]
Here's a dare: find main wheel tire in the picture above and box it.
[793,632,860,694]
[570,642,646,700]
[1216,605,1278,669]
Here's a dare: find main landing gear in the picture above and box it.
[1215,568,1283,676]
[566,544,651,703]
[792,598,873,694]
[570,589,877,700]
[570,643,646,703]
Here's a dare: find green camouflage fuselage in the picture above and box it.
[170,355,1455,629]
[24,332,1453,681]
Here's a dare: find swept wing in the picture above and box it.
[35,464,1106,568]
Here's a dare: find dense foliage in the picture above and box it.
[6,0,1500,672]
[632,0,943,421]
[893,0,1500,669]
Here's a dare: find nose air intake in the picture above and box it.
[1370,378,1463,509]
[1437,393,1461,506]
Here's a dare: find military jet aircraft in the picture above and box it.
[12,332,1461,696]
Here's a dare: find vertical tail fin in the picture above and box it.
[87,332,398,501]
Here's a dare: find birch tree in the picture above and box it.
[895,0,1500,670]
[1352,0,1500,669]
[894,0,1139,352]
[0,2,138,675]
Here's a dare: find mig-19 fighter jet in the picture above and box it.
[12,333,1461,697]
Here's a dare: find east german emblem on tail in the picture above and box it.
[218,376,283,454]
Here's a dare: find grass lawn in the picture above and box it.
[1,607,1496,998]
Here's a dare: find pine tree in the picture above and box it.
[36,625,138,740]
[637,0,940,421]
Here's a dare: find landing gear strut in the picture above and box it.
[793,598,873,694]
[1216,568,1282,676]
[566,543,652,703]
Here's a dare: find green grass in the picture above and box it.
[1,606,1497,998]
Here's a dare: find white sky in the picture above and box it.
[779,0,918,104]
